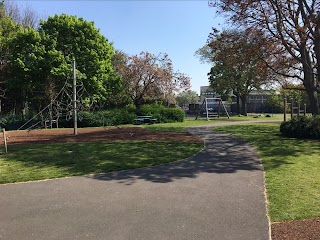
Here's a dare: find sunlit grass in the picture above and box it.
[0,141,203,184]
[144,114,284,132]
[213,124,320,222]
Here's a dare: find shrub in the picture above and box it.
[77,108,137,127]
[138,104,185,123]
[0,114,40,130]
[280,116,320,140]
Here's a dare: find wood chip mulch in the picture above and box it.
[272,218,320,240]
[5,126,203,145]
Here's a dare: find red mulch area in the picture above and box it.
[5,127,203,145]
[272,218,320,240]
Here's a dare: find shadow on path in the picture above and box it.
[91,127,263,185]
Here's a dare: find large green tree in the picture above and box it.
[0,1,20,100]
[199,29,271,115]
[39,14,116,102]
[7,27,67,114]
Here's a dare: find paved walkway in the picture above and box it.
[0,126,270,240]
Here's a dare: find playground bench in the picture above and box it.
[134,116,157,124]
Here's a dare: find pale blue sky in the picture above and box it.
[15,1,225,94]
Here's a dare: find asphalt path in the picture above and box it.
[0,124,270,240]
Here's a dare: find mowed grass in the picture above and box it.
[213,124,320,222]
[145,114,283,132]
[0,141,203,184]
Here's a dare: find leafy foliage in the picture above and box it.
[280,116,320,140]
[138,104,185,123]
[39,14,116,102]
[176,90,199,107]
[210,0,320,115]
[113,51,191,107]
[202,29,272,115]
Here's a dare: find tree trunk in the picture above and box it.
[240,95,248,116]
[305,87,319,115]
[300,43,320,115]
[236,95,240,115]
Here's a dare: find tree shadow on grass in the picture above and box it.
[90,130,273,185]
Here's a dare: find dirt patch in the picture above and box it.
[272,218,320,240]
[5,127,203,145]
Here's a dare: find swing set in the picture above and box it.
[195,97,230,120]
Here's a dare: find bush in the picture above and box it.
[0,114,40,130]
[280,116,320,139]
[138,104,185,123]
[77,108,137,127]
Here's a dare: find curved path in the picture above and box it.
[0,123,270,240]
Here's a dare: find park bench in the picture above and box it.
[134,116,157,124]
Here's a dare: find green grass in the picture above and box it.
[213,124,320,222]
[0,141,203,184]
[144,114,284,132]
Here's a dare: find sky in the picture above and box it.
[15,0,225,94]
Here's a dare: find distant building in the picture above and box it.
[199,86,272,113]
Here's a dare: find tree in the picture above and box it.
[6,27,68,115]
[39,14,116,102]
[0,1,20,103]
[4,0,39,28]
[210,0,320,115]
[199,29,271,115]
[176,90,199,107]
[115,51,191,107]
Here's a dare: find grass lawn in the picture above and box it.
[213,124,320,222]
[145,114,284,132]
[0,141,202,184]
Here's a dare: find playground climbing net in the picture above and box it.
[18,79,93,131]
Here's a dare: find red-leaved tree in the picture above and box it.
[115,51,191,107]
[210,0,320,115]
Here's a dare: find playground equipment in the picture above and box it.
[195,97,230,120]
[283,98,307,122]
[18,59,93,134]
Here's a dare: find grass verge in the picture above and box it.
[0,141,202,184]
[213,124,320,222]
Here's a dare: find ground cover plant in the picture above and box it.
[0,141,202,184]
[213,124,320,222]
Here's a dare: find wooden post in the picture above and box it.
[3,128,7,153]
[218,99,221,118]
[283,98,287,122]
[205,98,209,121]
[297,102,300,117]
[304,103,307,116]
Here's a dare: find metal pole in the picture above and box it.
[291,98,294,119]
[73,59,77,136]
[218,99,221,118]
[205,98,209,121]
[283,98,287,122]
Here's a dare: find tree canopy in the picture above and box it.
[197,29,271,115]
[114,51,191,107]
[210,0,320,115]
[39,14,116,101]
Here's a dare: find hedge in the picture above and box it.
[138,104,185,123]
